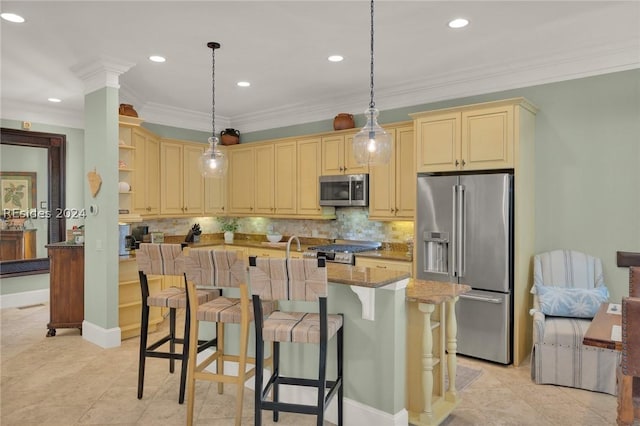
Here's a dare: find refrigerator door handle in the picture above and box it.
[451,185,458,277]
[458,184,465,277]
[459,293,503,304]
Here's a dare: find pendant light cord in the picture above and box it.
[369,0,375,109]
[211,46,216,141]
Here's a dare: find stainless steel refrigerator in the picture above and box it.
[416,172,513,364]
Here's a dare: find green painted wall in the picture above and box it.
[2,69,638,304]
[241,69,640,302]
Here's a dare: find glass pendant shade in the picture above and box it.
[200,136,228,178]
[352,107,392,165]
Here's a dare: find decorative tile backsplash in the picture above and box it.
[138,207,414,243]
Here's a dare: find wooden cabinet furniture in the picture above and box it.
[368,124,415,220]
[228,145,256,214]
[406,280,471,426]
[118,119,138,218]
[412,97,537,366]
[204,166,227,215]
[321,133,368,175]
[0,229,37,260]
[247,246,303,259]
[119,257,163,340]
[160,139,205,216]
[355,256,413,276]
[46,243,84,336]
[413,99,533,173]
[132,127,160,216]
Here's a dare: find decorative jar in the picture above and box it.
[333,113,355,131]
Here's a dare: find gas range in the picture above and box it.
[303,240,381,265]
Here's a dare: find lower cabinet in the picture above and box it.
[247,246,303,259]
[355,257,413,276]
[46,243,84,336]
[118,257,163,340]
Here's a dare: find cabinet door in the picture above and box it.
[254,144,275,215]
[132,130,160,215]
[274,141,297,215]
[355,257,412,275]
[415,112,461,173]
[394,126,415,219]
[321,135,345,175]
[461,105,513,170]
[204,163,227,216]
[368,131,396,220]
[297,137,323,217]
[183,144,205,215]
[344,132,369,174]
[228,146,256,214]
[160,141,184,215]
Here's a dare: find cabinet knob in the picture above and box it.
[146,206,151,212]
[455,160,459,167]
[461,159,466,167]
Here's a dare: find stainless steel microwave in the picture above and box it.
[319,174,369,207]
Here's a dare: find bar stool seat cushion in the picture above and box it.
[263,311,343,344]
[147,287,219,309]
[197,296,276,323]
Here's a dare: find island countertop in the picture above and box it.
[405,279,471,304]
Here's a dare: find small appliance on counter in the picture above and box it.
[118,223,131,256]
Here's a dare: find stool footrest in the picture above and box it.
[261,401,322,416]
[146,334,176,351]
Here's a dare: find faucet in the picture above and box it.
[286,235,301,259]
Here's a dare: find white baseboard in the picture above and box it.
[0,289,49,309]
[199,353,407,426]
[82,320,121,348]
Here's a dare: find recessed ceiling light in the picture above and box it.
[1,12,25,23]
[149,55,166,63]
[328,55,344,62]
[237,81,250,87]
[48,98,62,103]
[448,18,469,29]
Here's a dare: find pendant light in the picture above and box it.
[352,0,391,166]
[200,42,228,178]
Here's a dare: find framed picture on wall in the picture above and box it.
[1,171,37,214]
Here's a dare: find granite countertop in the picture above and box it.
[326,263,410,288]
[169,233,413,263]
[405,279,471,304]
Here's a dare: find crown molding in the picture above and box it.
[70,56,135,94]
[139,102,231,133]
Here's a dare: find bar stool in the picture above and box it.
[136,243,219,404]
[183,249,276,426]
[249,256,344,426]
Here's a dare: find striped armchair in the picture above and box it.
[530,250,620,395]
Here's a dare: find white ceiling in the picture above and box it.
[2,1,639,134]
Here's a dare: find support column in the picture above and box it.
[72,57,134,348]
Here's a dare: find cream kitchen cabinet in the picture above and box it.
[413,99,535,173]
[254,141,297,216]
[229,141,297,216]
[227,145,256,215]
[321,133,368,176]
[118,121,137,217]
[368,124,415,220]
[355,257,413,276]
[247,246,303,259]
[204,168,227,215]
[411,97,538,366]
[160,139,205,216]
[132,127,160,216]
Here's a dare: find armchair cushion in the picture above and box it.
[536,284,609,318]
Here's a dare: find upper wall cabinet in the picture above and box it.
[204,146,227,215]
[412,99,535,173]
[131,127,160,217]
[321,133,368,176]
[368,124,415,220]
[227,145,256,215]
[160,139,205,216]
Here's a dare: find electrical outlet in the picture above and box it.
[22,121,31,130]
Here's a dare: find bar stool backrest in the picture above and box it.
[136,243,185,276]
[249,257,327,301]
[184,249,245,288]
[629,266,640,298]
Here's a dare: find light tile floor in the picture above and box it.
[1,303,622,425]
